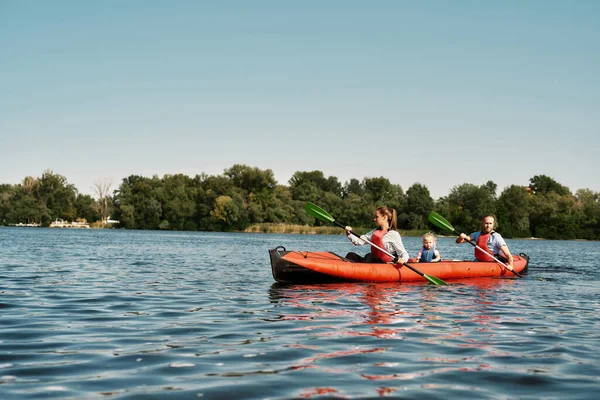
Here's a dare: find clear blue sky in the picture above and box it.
[1,1,598,199]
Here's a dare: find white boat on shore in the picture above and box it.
[49,219,90,229]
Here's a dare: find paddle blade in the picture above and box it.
[428,211,455,233]
[423,274,449,286]
[305,202,335,223]
[403,262,449,286]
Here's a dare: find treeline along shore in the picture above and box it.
[1,165,599,240]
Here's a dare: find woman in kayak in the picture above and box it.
[344,206,409,264]
[415,232,441,262]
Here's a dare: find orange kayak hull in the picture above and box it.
[269,246,529,284]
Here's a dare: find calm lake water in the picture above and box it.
[1,227,599,399]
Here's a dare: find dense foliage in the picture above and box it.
[1,167,599,240]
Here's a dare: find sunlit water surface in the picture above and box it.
[1,228,599,399]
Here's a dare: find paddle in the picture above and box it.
[305,202,448,285]
[428,211,523,278]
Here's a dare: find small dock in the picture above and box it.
[9,222,41,227]
[49,219,90,229]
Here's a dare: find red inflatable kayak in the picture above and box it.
[269,246,529,284]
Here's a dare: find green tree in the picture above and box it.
[482,180,498,198]
[224,164,277,193]
[529,175,570,196]
[38,170,78,223]
[529,192,580,239]
[0,184,14,224]
[343,178,363,198]
[575,189,600,239]
[160,174,198,230]
[211,194,248,230]
[224,165,288,225]
[74,194,101,223]
[402,183,434,230]
[290,182,321,202]
[339,193,371,227]
[6,185,49,224]
[289,171,328,192]
[113,175,163,230]
[289,170,343,198]
[443,182,497,233]
[496,185,531,237]
[363,177,394,203]
[263,185,296,223]
[197,174,238,230]
[112,178,135,228]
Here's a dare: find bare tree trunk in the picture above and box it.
[93,179,113,222]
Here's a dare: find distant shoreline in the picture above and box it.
[2,224,595,241]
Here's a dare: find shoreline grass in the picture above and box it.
[241,224,572,240]
[3,223,560,240]
[243,223,430,237]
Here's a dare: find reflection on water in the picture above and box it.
[266,275,600,398]
[0,228,599,399]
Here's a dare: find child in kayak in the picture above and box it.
[344,206,409,264]
[415,232,441,262]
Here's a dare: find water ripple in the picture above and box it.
[0,229,599,399]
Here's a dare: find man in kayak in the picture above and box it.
[456,215,514,270]
[344,206,409,264]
